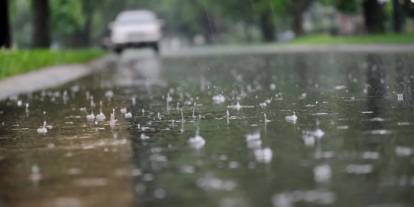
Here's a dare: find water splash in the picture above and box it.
[285,111,298,124]
[212,94,226,104]
[109,109,117,128]
[96,101,106,122]
[30,164,42,184]
[254,147,273,163]
[37,121,48,134]
[188,129,205,150]
[313,164,331,183]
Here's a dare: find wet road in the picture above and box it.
[1,49,414,207]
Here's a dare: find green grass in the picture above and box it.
[290,33,414,44]
[0,49,105,79]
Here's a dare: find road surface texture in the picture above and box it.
[1,47,414,207]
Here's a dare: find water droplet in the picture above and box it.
[397,93,404,102]
[254,147,272,163]
[285,112,298,124]
[346,164,373,174]
[313,164,331,183]
[212,94,226,104]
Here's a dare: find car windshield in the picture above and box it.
[116,11,156,24]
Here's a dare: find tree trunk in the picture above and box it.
[259,10,275,42]
[80,0,93,47]
[192,0,216,44]
[292,12,304,37]
[0,0,11,48]
[392,0,405,33]
[363,0,386,33]
[32,0,51,48]
[289,0,314,37]
[199,8,215,44]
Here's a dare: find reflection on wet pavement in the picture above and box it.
[1,49,414,207]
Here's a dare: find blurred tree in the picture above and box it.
[264,0,315,37]
[288,0,315,36]
[32,0,51,48]
[50,0,83,46]
[392,0,405,33]
[402,0,414,17]
[362,0,385,33]
[80,1,93,46]
[336,0,359,13]
[253,0,278,42]
[141,0,199,41]
[259,8,276,42]
[210,0,257,41]
[190,0,218,43]
[0,0,11,48]
[225,0,281,42]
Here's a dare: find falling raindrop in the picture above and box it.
[90,96,96,108]
[226,110,230,125]
[30,164,42,184]
[132,96,136,106]
[180,108,185,123]
[166,93,172,111]
[192,102,197,119]
[25,103,30,116]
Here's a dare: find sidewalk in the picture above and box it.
[0,55,114,100]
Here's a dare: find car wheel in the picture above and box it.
[114,47,123,55]
[152,43,160,54]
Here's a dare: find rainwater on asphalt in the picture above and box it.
[0,49,414,207]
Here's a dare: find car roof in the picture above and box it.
[116,10,156,22]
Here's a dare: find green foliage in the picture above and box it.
[290,33,414,44]
[51,0,84,35]
[9,0,32,47]
[8,0,411,47]
[318,0,360,13]
[336,0,360,13]
[0,49,105,79]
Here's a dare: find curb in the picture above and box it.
[0,55,115,101]
[162,44,414,58]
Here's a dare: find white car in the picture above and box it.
[110,10,162,54]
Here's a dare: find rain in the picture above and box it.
[1,0,414,206]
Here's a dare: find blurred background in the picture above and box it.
[1,0,414,50]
